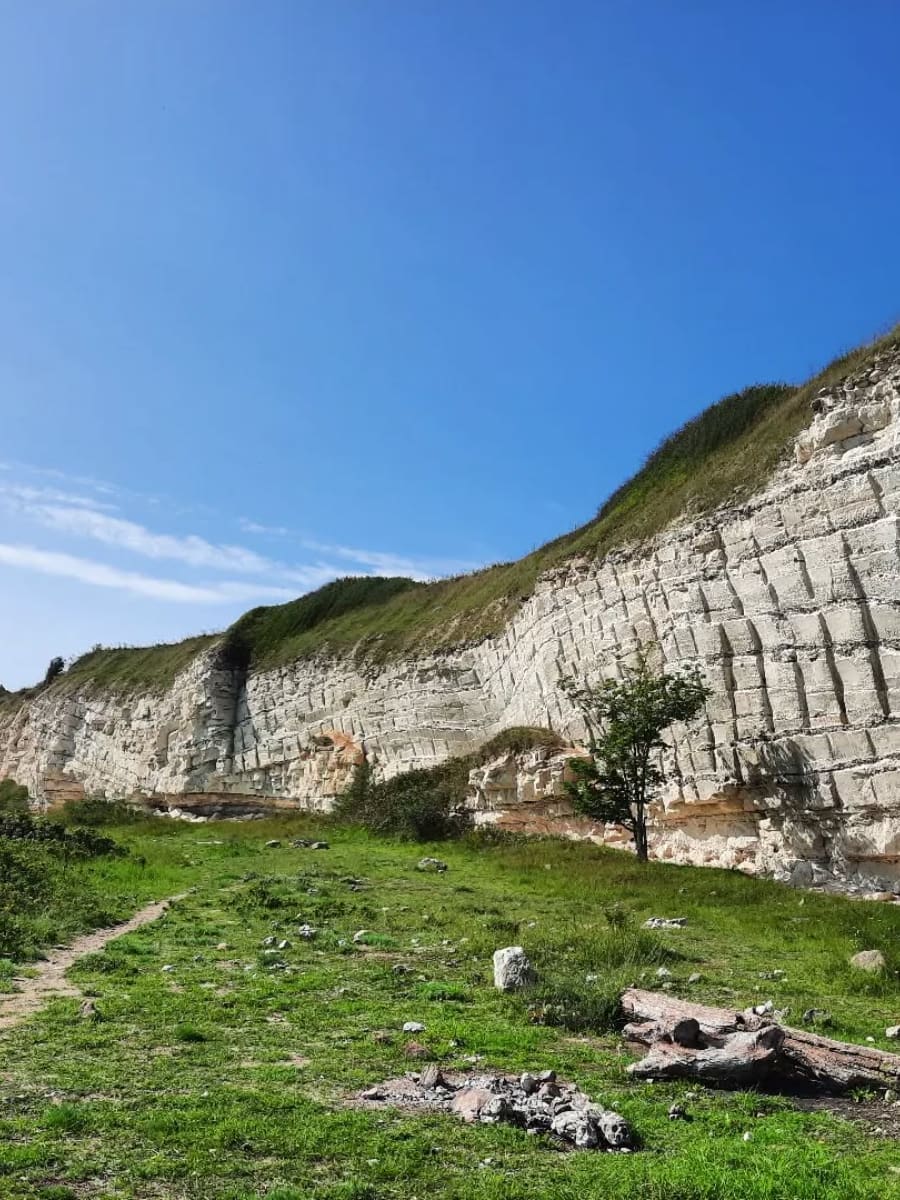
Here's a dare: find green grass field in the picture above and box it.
[1,817,898,1200]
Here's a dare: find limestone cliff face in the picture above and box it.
[3,347,900,886]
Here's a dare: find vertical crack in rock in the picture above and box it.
[753,538,781,614]
[791,658,811,731]
[793,546,817,602]
[722,568,746,617]
[816,613,849,727]
[746,619,775,734]
[867,470,888,517]
[717,625,743,784]
[840,535,890,720]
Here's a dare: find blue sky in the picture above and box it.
[2,2,900,688]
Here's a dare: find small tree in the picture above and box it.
[560,658,710,862]
[43,657,65,686]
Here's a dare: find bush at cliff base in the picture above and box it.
[334,759,472,841]
[0,808,127,961]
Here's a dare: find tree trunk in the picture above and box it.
[633,806,648,861]
[621,988,900,1093]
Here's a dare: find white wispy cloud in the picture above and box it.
[0,544,298,604]
[0,464,483,610]
[238,517,291,536]
[28,504,277,574]
[0,482,117,512]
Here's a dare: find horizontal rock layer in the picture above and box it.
[3,350,900,886]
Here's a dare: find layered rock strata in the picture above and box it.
[2,348,900,886]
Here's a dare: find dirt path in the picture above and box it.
[0,895,185,1033]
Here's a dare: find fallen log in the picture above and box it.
[621,988,900,1093]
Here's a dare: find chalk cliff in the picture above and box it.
[2,342,900,887]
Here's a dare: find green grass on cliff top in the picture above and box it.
[36,321,900,694]
[1,816,899,1200]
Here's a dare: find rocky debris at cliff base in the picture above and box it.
[493,946,537,991]
[353,1069,635,1152]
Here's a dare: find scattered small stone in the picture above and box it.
[352,930,371,944]
[886,1026,900,1040]
[291,838,311,848]
[370,1071,635,1150]
[802,1008,831,1024]
[655,967,672,980]
[493,946,537,991]
[277,939,291,951]
[161,965,175,973]
[403,1021,426,1033]
[391,963,411,975]
[372,1031,393,1045]
[419,1064,445,1090]
[688,973,702,984]
[668,1102,687,1120]
[742,1131,752,1142]
[452,1088,494,1123]
[262,936,277,947]
[216,942,228,951]
[417,857,448,872]
[520,1072,538,1095]
[361,1086,383,1101]
[310,841,330,850]
[79,999,100,1022]
[644,917,687,929]
[850,949,886,973]
[297,924,318,939]
[265,840,281,848]
[752,1001,774,1017]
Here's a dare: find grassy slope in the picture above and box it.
[0,818,898,1200]
[14,321,900,700]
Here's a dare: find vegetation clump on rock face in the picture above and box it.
[334,726,563,841]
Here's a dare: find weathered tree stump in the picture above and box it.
[621,988,900,1093]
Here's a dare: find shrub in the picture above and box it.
[334,726,562,842]
[0,778,29,814]
[335,758,472,841]
[58,796,145,827]
[42,656,65,686]
[0,811,126,859]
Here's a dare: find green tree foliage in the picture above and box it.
[0,778,30,814]
[561,659,710,861]
[43,656,65,686]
